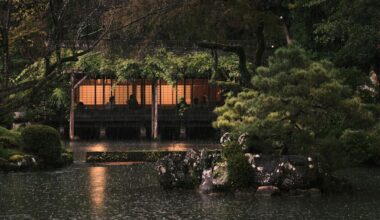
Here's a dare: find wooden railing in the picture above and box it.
[75,105,217,123]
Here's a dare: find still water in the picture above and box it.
[0,142,380,219]
[1,164,380,219]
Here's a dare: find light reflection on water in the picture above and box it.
[1,164,380,219]
[89,166,106,216]
[67,140,220,162]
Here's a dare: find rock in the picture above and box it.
[155,149,221,189]
[199,169,214,193]
[156,150,348,195]
[9,154,23,162]
[255,186,281,197]
[246,154,322,191]
[18,155,37,168]
[212,162,229,188]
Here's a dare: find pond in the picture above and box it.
[1,162,380,219]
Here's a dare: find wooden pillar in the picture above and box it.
[151,79,158,140]
[69,74,88,141]
[69,73,75,141]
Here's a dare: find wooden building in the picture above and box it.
[70,74,223,140]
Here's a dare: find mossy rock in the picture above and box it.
[0,147,20,160]
[9,154,24,162]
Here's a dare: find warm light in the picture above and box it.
[160,85,175,105]
[87,143,107,152]
[78,79,221,106]
[164,143,188,151]
[89,166,106,214]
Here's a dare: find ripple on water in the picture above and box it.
[1,165,380,219]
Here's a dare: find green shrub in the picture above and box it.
[0,113,14,129]
[227,151,255,188]
[0,136,20,149]
[0,147,20,160]
[339,129,380,165]
[222,143,243,160]
[317,136,348,170]
[21,125,62,165]
[0,126,22,149]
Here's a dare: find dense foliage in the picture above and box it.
[21,125,63,166]
[0,0,379,172]
[0,126,22,149]
[214,46,380,168]
[73,50,241,86]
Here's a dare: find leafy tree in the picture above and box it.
[292,0,380,73]
[214,46,378,168]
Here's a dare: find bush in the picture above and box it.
[0,147,20,160]
[339,129,380,165]
[227,151,255,188]
[0,126,22,149]
[21,125,62,166]
[222,143,243,159]
[0,113,14,129]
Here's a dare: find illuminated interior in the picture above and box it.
[77,78,221,107]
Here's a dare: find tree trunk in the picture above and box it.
[1,0,11,88]
[198,42,251,88]
[375,52,380,75]
[255,21,265,67]
[151,79,158,140]
[282,22,293,45]
[69,73,75,141]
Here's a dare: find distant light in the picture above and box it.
[271,45,275,48]
[280,16,284,20]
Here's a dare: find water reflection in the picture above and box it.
[89,166,107,217]
[67,140,220,162]
[88,143,108,152]
[1,166,380,219]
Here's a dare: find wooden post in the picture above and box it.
[151,79,158,140]
[69,73,75,141]
[69,74,88,141]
